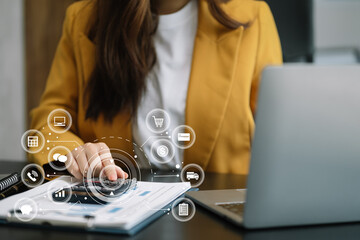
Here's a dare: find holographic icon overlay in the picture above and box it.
[180,163,205,188]
[21,129,45,154]
[171,197,196,222]
[21,163,45,188]
[146,109,171,133]
[14,198,38,222]
[150,139,175,164]
[47,145,73,171]
[47,108,73,133]
[172,125,196,149]
[47,180,73,204]
[83,148,142,205]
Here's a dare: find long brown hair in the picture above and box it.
[85,0,244,122]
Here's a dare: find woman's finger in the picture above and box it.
[97,143,128,179]
[97,143,117,181]
[115,166,128,179]
[100,158,117,181]
[85,143,102,177]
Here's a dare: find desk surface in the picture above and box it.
[1,160,360,240]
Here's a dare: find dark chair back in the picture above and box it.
[265,0,314,62]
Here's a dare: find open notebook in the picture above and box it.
[0,176,190,235]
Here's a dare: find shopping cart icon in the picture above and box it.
[152,116,164,128]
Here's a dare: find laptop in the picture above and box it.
[187,65,360,229]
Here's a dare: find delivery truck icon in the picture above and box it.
[186,172,199,181]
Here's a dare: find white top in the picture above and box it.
[132,0,198,169]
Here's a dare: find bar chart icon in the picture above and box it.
[54,188,65,198]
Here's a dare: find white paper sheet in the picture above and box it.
[0,176,190,230]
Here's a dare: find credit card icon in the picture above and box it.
[178,133,190,142]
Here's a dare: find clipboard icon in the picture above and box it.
[178,203,189,216]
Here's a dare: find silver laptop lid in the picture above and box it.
[244,65,360,228]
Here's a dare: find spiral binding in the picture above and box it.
[0,173,19,191]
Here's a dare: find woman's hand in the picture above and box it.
[66,142,128,181]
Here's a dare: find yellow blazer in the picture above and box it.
[30,0,282,174]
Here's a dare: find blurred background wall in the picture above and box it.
[314,0,360,51]
[314,0,360,63]
[0,0,76,161]
[0,0,25,161]
[0,0,359,161]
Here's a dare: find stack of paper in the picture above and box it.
[0,176,190,233]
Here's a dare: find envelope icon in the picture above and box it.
[178,133,190,142]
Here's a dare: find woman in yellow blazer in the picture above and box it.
[30,0,282,180]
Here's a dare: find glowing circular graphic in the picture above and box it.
[21,129,45,154]
[180,163,205,188]
[84,152,138,204]
[146,108,171,133]
[67,137,155,205]
[47,108,73,133]
[171,125,196,149]
[21,163,45,188]
[69,142,144,205]
[14,198,38,222]
[47,146,73,171]
[150,139,175,164]
[157,145,169,157]
[47,180,73,204]
[99,165,126,191]
[171,197,196,222]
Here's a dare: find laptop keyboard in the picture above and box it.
[217,202,245,216]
